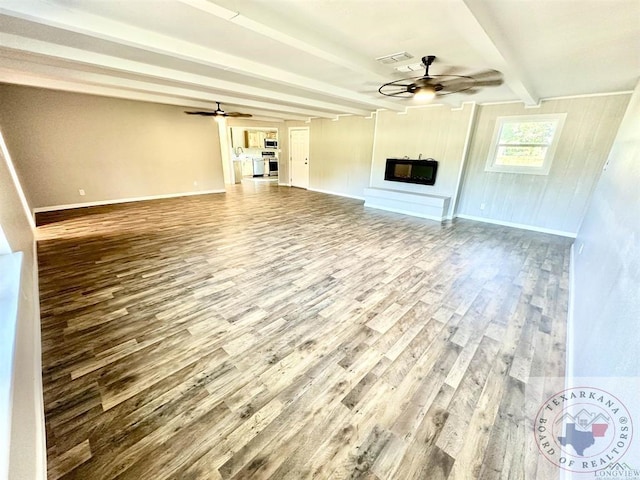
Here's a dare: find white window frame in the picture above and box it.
[484,113,566,175]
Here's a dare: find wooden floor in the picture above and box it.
[37,182,571,480]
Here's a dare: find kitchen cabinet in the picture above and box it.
[231,128,246,148]
[244,130,278,149]
[241,159,253,176]
[244,130,263,148]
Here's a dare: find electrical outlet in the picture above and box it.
[480,203,486,211]
[78,189,86,196]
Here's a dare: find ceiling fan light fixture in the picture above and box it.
[413,85,436,102]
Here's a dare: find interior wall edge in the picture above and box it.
[451,102,479,217]
[0,130,34,231]
[565,243,576,385]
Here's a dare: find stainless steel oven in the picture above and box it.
[262,151,278,176]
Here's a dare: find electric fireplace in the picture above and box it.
[384,158,438,186]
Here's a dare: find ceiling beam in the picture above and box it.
[453,0,539,106]
[0,2,404,112]
[0,33,372,117]
[0,53,334,120]
[0,67,308,122]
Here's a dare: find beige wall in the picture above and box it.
[0,84,226,209]
[0,130,45,479]
[308,116,375,198]
[371,104,475,216]
[457,95,630,234]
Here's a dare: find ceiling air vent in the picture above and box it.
[375,52,413,65]
[395,62,426,73]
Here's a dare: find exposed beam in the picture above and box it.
[0,33,372,117]
[0,2,404,112]
[0,53,332,120]
[0,67,306,122]
[453,0,539,106]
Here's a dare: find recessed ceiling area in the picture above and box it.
[0,0,638,121]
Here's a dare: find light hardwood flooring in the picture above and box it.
[37,183,572,479]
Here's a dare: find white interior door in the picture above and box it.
[289,128,309,189]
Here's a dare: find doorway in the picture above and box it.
[289,127,309,189]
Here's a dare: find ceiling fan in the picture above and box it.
[378,55,504,101]
[185,102,252,118]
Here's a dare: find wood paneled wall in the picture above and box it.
[457,95,630,234]
[308,116,375,198]
[371,104,475,217]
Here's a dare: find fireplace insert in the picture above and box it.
[384,158,438,185]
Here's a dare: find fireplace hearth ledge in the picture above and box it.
[363,187,450,222]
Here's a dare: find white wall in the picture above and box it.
[457,95,630,235]
[0,129,45,480]
[569,84,640,377]
[309,116,375,199]
[0,84,226,210]
[371,104,475,217]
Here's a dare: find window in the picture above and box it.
[485,113,566,175]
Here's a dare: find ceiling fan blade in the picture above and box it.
[433,65,465,76]
[473,79,505,87]
[437,77,475,90]
[466,69,503,81]
[185,111,218,116]
[226,112,252,118]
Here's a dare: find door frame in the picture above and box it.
[288,127,310,189]
[228,124,280,184]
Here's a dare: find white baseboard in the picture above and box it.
[278,182,291,187]
[33,189,226,213]
[308,187,364,201]
[455,213,577,238]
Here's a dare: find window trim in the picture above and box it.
[484,113,567,175]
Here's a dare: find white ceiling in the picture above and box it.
[0,0,638,121]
